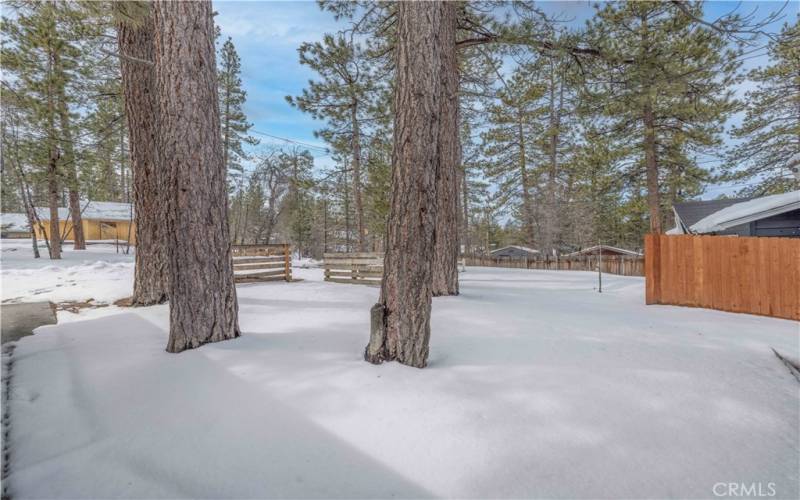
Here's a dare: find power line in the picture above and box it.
[250,129,331,153]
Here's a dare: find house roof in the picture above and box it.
[35,201,134,222]
[563,245,642,257]
[672,197,751,232]
[490,245,540,255]
[690,190,800,234]
[1,213,31,232]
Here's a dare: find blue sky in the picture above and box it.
[214,0,797,192]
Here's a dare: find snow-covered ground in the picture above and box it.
[2,241,799,498]
[1,239,134,306]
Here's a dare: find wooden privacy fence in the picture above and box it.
[232,244,292,283]
[324,253,383,286]
[645,234,800,321]
[464,254,644,277]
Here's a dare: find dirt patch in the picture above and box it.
[113,297,134,308]
[55,299,109,314]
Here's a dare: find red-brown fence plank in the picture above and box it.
[645,234,799,321]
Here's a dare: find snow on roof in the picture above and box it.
[490,245,540,255]
[1,213,31,232]
[672,197,751,230]
[690,190,800,234]
[563,245,642,257]
[35,201,134,222]
[666,225,684,235]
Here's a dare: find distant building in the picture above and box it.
[490,245,540,258]
[562,245,642,258]
[669,190,800,238]
[33,201,136,243]
[1,213,32,239]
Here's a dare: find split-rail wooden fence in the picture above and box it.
[463,254,644,276]
[233,244,292,283]
[645,234,799,321]
[323,252,383,286]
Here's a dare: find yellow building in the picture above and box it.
[34,201,136,244]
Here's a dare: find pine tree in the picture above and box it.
[480,62,547,247]
[727,21,800,195]
[218,37,258,188]
[584,1,740,233]
[288,34,383,252]
[279,148,315,257]
[1,1,89,257]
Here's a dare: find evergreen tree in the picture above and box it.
[287,34,384,252]
[480,62,547,247]
[727,21,800,195]
[278,148,315,257]
[217,37,258,187]
[584,1,740,233]
[1,1,83,257]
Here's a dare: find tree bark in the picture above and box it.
[365,1,446,368]
[431,1,460,297]
[118,6,169,306]
[153,0,240,352]
[643,99,662,234]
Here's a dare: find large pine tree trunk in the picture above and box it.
[431,1,460,297]
[643,100,662,234]
[153,0,240,352]
[118,6,169,306]
[365,1,446,369]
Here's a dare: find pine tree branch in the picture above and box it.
[99,47,153,67]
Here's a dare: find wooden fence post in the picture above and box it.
[284,244,291,282]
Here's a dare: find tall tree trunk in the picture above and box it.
[517,120,536,246]
[47,149,62,259]
[431,1,460,297]
[6,123,41,258]
[542,61,562,256]
[153,0,240,352]
[120,119,128,203]
[350,103,366,252]
[52,48,86,250]
[461,166,470,255]
[640,13,662,235]
[365,1,446,368]
[118,6,169,306]
[45,42,61,260]
[342,165,350,252]
[643,99,662,234]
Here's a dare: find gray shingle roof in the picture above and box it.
[672,197,751,230]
